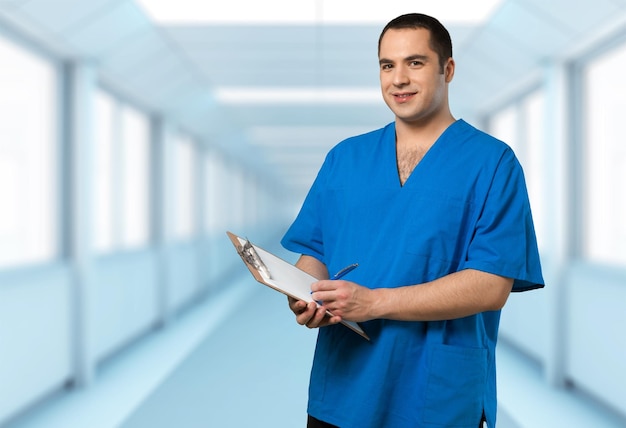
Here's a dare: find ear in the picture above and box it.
[445,58,455,83]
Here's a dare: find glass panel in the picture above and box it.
[204,150,221,234]
[489,105,518,152]
[93,90,115,252]
[174,134,195,239]
[583,42,626,264]
[121,106,150,248]
[0,35,57,268]
[523,90,546,250]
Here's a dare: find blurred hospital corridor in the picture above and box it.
[2,0,626,427]
[3,267,623,428]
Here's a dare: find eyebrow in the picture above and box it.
[379,54,430,65]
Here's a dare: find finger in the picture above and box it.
[295,301,317,325]
[311,280,335,292]
[311,291,337,308]
[288,296,308,313]
[305,305,328,328]
[326,314,342,325]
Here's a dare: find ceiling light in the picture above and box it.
[214,87,382,105]
[136,0,502,25]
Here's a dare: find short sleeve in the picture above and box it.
[461,150,544,292]
[280,154,331,264]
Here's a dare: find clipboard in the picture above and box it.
[227,231,369,340]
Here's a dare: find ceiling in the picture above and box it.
[1,0,625,201]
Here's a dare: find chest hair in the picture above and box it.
[397,145,427,185]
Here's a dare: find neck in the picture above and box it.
[395,112,456,150]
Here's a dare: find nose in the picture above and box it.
[393,66,410,86]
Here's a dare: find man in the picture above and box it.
[281,13,544,428]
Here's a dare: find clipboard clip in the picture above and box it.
[237,238,272,279]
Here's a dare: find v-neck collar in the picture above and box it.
[389,119,463,189]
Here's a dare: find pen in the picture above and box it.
[331,263,359,280]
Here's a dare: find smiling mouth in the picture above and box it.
[393,92,416,101]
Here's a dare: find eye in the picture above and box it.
[380,63,393,70]
[410,60,424,67]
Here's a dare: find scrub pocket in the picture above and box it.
[422,344,487,427]
[404,192,474,266]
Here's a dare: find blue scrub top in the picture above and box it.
[282,120,544,428]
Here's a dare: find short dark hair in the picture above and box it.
[378,13,453,72]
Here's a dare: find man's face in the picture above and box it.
[378,28,453,126]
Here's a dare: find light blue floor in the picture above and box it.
[5,274,625,428]
[120,284,317,428]
[116,285,519,428]
[119,284,520,428]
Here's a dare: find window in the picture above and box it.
[583,42,626,264]
[204,149,223,234]
[93,90,151,252]
[173,134,196,239]
[120,106,150,248]
[94,91,115,251]
[489,105,518,151]
[522,90,546,249]
[488,96,546,250]
[0,35,58,269]
[230,165,246,230]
